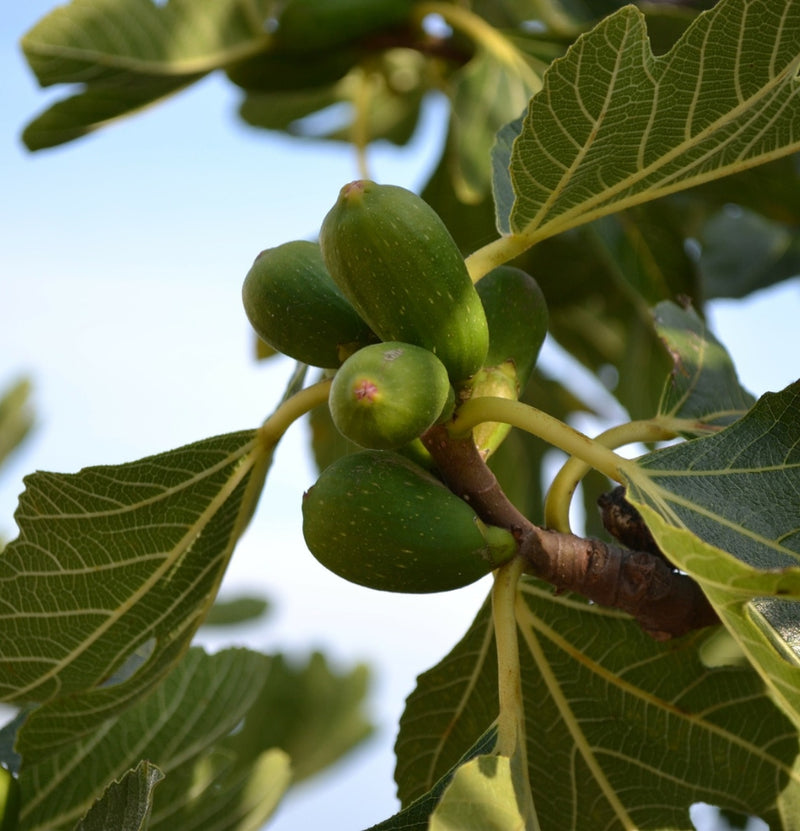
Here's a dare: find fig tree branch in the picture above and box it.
[421,424,719,640]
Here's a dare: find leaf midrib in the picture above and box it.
[514,13,800,244]
[8,444,258,702]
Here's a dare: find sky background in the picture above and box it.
[2,4,798,830]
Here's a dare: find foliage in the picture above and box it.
[5,0,800,828]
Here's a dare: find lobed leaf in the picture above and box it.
[0,429,270,754]
[20,0,273,149]
[496,0,800,250]
[626,381,800,579]
[396,580,800,829]
[624,381,800,726]
[14,648,292,831]
[73,760,164,831]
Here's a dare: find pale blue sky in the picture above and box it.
[2,5,797,830]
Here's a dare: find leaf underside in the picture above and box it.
[395,581,800,830]
[0,429,268,759]
[496,0,800,249]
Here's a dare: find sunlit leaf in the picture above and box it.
[624,382,800,726]
[365,727,498,831]
[0,764,20,831]
[496,0,800,248]
[73,761,164,831]
[396,581,800,829]
[428,754,528,831]
[21,0,273,149]
[0,429,271,757]
[449,48,541,203]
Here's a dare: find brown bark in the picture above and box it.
[421,424,719,640]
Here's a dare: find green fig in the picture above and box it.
[275,0,415,52]
[320,180,489,387]
[476,265,548,391]
[242,240,375,367]
[468,266,549,458]
[302,450,517,593]
[329,341,451,450]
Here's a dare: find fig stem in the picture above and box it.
[257,378,332,450]
[492,556,528,759]
[450,396,629,483]
[544,419,678,534]
[464,234,531,283]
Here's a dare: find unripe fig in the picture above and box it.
[242,240,375,368]
[226,45,360,92]
[329,342,451,450]
[467,267,548,459]
[320,180,489,387]
[275,0,415,52]
[476,265,548,391]
[302,451,517,593]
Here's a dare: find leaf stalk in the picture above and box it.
[450,396,629,483]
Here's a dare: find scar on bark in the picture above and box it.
[421,425,719,640]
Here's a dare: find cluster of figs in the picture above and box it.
[243,180,549,594]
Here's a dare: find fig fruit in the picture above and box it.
[468,267,548,459]
[320,180,489,387]
[242,240,374,368]
[329,341,451,450]
[302,450,517,593]
[476,265,548,391]
[226,45,360,92]
[275,0,415,52]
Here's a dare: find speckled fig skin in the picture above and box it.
[468,266,549,458]
[329,341,451,450]
[320,180,489,387]
[302,450,517,593]
[476,265,548,392]
[242,240,375,368]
